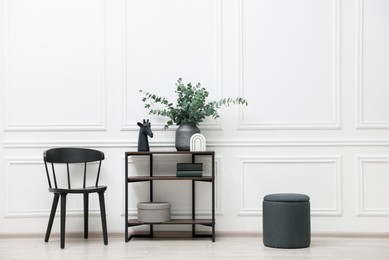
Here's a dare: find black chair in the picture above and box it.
[43,147,108,249]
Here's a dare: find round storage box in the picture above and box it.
[137,202,171,223]
[263,193,311,248]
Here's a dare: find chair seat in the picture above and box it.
[49,186,107,194]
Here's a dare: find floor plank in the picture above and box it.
[0,235,389,259]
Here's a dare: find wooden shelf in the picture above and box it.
[128,231,213,240]
[127,218,213,227]
[128,176,212,182]
[126,151,215,156]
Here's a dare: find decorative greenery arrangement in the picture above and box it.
[139,78,248,129]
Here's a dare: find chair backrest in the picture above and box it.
[44,148,105,190]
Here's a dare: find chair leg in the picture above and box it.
[60,194,67,249]
[98,192,108,245]
[83,193,89,239]
[45,193,60,242]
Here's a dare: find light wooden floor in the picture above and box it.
[1,234,389,259]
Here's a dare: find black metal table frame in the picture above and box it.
[124,151,215,242]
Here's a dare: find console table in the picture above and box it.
[124,151,215,242]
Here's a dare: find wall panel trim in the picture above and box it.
[122,155,223,217]
[121,0,223,131]
[356,0,389,129]
[357,155,389,216]
[5,138,389,148]
[3,0,107,132]
[237,0,341,130]
[3,157,101,218]
[238,155,342,216]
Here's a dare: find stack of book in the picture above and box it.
[176,163,203,177]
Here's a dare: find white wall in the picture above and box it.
[1,0,389,236]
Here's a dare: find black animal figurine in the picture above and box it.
[137,119,153,151]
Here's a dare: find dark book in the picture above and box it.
[176,163,203,171]
[176,171,203,177]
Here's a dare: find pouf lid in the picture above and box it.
[137,202,171,209]
[264,193,310,202]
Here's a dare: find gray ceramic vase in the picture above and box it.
[175,122,200,151]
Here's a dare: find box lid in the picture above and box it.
[137,202,171,209]
[264,193,310,202]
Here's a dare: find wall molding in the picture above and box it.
[3,157,101,218]
[3,0,107,132]
[237,0,341,130]
[5,138,389,149]
[238,155,342,216]
[4,123,107,132]
[357,155,389,216]
[123,155,223,217]
[121,0,223,131]
[355,0,389,129]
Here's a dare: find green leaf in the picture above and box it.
[139,78,248,129]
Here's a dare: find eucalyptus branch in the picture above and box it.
[139,78,248,129]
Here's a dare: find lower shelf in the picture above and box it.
[128,231,212,240]
[127,218,213,227]
[126,219,215,242]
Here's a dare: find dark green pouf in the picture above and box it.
[262,193,311,248]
